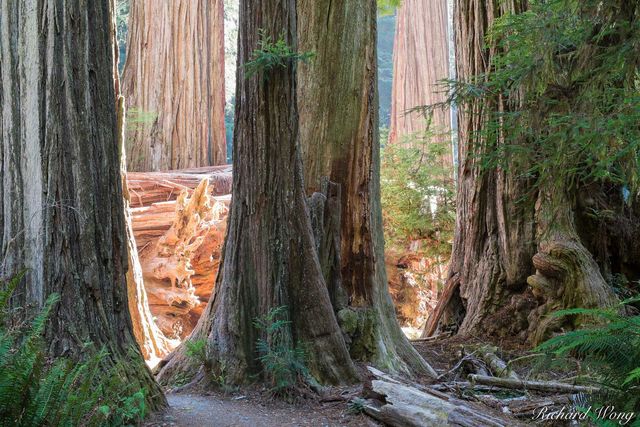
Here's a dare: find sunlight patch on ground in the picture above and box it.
[402,326,422,340]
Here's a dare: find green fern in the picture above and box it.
[0,271,25,323]
[253,306,310,398]
[244,30,314,80]
[0,277,147,426]
[536,297,640,412]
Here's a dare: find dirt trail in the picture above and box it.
[145,393,375,427]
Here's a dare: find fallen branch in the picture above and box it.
[471,345,520,380]
[468,374,600,394]
[438,350,488,381]
[429,382,501,393]
[410,332,452,342]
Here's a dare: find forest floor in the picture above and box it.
[145,337,568,426]
[144,389,378,427]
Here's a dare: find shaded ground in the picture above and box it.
[145,337,576,426]
[145,390,378,427]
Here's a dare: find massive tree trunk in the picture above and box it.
[158,0,357,386]
[0,0,165,409]
[424,0,619,343]
[388,0,451,149]
[122,0,227,171]
[296,0,435,377]
[423,0,540,340]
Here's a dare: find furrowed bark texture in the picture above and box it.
[297,0,435,377]
[158,0,357,386]
[388,0,451,149]
[0,0,165,409]
[424,0,539,339]
[425,0,619,342]
[122,0,226,171]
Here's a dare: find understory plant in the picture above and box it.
[0,274,147,427]
[253,306,310,398]
[185,338,229,389]
[380,124,456,301]
[537,296,640,415]
[381,125,455,254]
[244,29,314,80]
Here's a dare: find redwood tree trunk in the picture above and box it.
[424,0,618,342]
[423,0,539,339]
[296,0,435,377]
[388,0,451,149]
[122,0,227,171]
[0,0,164,409]
[158,0,357,386]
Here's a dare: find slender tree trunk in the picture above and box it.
[388,0,451,149]
[158,0,358,386]
[119,98,173,362]
[122,0,227,171]
[296,0,435,377]
[112,12,173,363]
[0,0,165,409]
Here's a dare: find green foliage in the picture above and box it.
[244,30,315,80]
[377,0,402,17]
[380,123,455,261]
[253,306,309,398]
[185,338,207,366]
[0,271,25,324]
[537,296,640,413]
[184,338,228,388]
[0,279,147,426]
[347,397,366,415]
[115,0,130,74]
[126,107,158,132]
[442,0,640,207]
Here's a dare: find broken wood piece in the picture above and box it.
[470,345,520,380]
[364,367,521,426]
[136,179,229,339]
[363,379,515,427]
[468,374,600,394]
[429,382,502,393]
[505,395,573,417]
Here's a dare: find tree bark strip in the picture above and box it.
[158,0,357,386]
[388,0,451,150]
[0,0,165,409]
[122,0,227,171]
[297,0,435,377]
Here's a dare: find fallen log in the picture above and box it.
[126,165,232,208]
[468,374,600,394]
[410,332,452,342]
[475,394,573,419]
[363,367,519,427]
[134,180,229,339]
[422,273,460,338]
